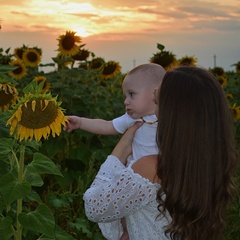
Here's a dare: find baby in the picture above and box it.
[65,63,165,166]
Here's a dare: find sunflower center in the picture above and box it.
[20,99,58,129]
[72,50,89,61]
[90,59,103,69]
[181,59,192,65]
[102,63,117,75]
[16,49,24,59]
[0,90,14,106]
[13,65,23,74]
[62,36,75,50]
[27,52,38,62]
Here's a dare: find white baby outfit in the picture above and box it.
[112,113,158,165]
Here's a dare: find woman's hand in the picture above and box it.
[112,122,143,165]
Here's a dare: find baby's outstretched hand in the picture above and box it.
[63,116,81,132]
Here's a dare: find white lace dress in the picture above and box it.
[83,155,171,240]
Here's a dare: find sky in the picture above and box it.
[0,0,240,73]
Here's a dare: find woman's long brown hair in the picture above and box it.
[156,66,238,240]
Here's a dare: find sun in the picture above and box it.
[60,2,93,37]
[72,27,89,37]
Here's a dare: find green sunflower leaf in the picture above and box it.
[0,215,13,240]
[157,43,165,51]
[18,203,55,237]
[22,79,44,95]
[0,173,31,205]
[0,138,15,156]
[25,172,44,187]
[39,63,55,67]
[0,216,12,230]
[40,225,76,240]
[26,152,63,177]
[0,65,17,73]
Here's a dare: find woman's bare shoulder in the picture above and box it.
[131,155,160,183]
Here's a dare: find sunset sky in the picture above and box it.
[0,0,240,72]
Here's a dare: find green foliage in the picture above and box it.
[0,137,75,239]
[0,44,124,238]
[222,72,240,240]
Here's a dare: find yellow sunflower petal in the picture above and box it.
[8,86,13,94]
[3,84,7,92]
[34,128,43,142]
[6,114,15,126]
[45,125,51,137]
[27,128,34,141]
[41,126,49,140]
[15,106,23,121]
[18,125,26,141]
[42,99,49,111]
[32,100,36,112]
[54,110,64,124]
[8,117,18,135]
[62,116,69,127]
[51,121,61,137]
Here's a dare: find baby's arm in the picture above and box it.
[64,116,119,135]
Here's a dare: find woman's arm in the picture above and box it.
[83,122,159,223]
[111,121,143,165]
[83,155,158,223]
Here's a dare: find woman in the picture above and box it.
[83,66,238,240]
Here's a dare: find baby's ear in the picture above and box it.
[153,88,158,104]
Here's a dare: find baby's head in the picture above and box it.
[122,63,165,119]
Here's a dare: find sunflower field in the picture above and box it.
[0,31,239,240]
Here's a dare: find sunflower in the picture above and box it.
[216,75,228,88]
[8,59,27,80]
[7,92,68,142]
[0,83,18,112]
[33,76,51,92]
[33,46,42,56]
[150,51,177,70]
[236,63,240,73]
[0,48,13,65]
[226,93,233,100]
[14,46,27,60]
[22,48,41,67]
[209,67,225,76]
[57,31,81,56]
[230,103,240,122]
[177,55,197,66]
[88,57,105,70]
[100,61,121,79]
[72,48,90,61]
[231,61,240,73]
[54,53,73,69]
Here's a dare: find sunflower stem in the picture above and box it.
[12,151,19,169]
[16,144,25,240]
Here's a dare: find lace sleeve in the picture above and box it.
[83,155,158,223]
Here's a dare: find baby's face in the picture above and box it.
[122,73,156,119]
